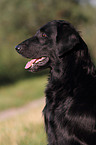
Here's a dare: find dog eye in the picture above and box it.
[42,33,47,38]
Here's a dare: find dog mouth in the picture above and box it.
[25,57,49,71]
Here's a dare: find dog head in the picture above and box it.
[15,20,84,72]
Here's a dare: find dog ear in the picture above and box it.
[56,23,79,57]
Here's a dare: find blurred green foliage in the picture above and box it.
[0,0,96,85]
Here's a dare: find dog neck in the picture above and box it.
[46,49,96,101]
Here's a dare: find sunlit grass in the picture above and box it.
[0,104,47,145]
[0,75,47,111]
[0,75,47,144]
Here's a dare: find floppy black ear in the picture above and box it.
[56,23,79,56]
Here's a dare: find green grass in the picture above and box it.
[0,75,47,111]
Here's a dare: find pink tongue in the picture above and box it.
[25,59,36,69]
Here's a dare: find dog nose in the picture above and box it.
[15,45,22,52]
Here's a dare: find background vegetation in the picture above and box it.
[0,75,47,111]
[0,0,96,144]
[0,0,96,85]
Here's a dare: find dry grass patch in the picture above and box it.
[0,102,47,145]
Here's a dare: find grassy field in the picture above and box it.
[0,75,47,111]
[0,101,47,145]
[0,75,47,145]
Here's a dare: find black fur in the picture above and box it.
[15,20,96,145]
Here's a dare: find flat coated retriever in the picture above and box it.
[15,20,96,145]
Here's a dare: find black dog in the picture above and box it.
[15,20,96,145]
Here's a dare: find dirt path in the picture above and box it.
[0,98,45,121]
